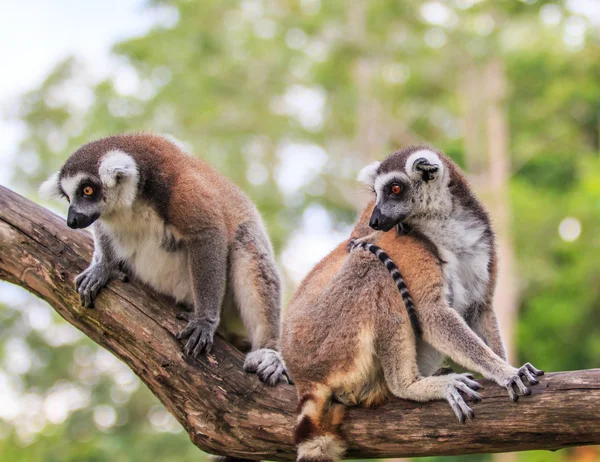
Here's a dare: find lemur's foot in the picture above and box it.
[244,348,291,386]
[414,157,440,182]
[75,264,128,308]
[176,312,217,357]
[443,373,482,424]
[501,362,544,402]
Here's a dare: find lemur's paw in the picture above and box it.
[414,157,440,182]
[501,363,544,402]
[244,348,291,386]
[347,238,360,252]
[176,313,217,357]
[75,264,113,308]
[347,231,382,253]
[443,373,482,424]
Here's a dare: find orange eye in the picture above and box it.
[83,186,94,196]
[391,184,402,195]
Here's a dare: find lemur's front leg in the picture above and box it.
[472,304,508,361]
[176,229,227,358]
[421,297,543,401]
[76,225,128,308]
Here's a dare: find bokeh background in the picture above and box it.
[0,0,599,461]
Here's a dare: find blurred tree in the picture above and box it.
[2,0,599,460]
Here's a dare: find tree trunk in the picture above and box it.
[485,57,518,363]
[1,184,599,460]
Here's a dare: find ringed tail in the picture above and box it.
[295,387,346,462]
[349,239,422,337]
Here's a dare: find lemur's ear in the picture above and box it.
[406,150,443,182]
[99,151,138,187]
[357,161,381,188]
[39,171,62,199]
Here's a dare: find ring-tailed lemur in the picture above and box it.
[40,133,288,386]
[281,146,543,462]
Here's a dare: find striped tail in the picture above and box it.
[295,387,346,462]
[349,239,422,337]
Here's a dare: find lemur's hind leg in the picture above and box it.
[231,221,288,386]
[377,321,481,423]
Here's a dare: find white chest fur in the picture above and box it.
[98,204,193,305]
[413,208,491,315]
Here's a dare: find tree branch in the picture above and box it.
[0,184,599,460]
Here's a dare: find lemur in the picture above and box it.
[40,133,287,385]
[281,146,543,462]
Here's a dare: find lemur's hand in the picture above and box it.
[414,157,440,182]
[176,312,217,357]
[75,263,128,308]
[498,362,544,402]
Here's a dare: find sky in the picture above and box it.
[0,0,159,185]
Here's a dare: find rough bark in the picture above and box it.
[1,184,599,460]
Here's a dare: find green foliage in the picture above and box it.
[3,0,600,460]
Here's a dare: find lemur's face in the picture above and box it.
[39,148,139,229]
[358,148,446,232]
[61,174,104,229]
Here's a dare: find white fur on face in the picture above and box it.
[60,173,89,201]
[99,150,139,212]
[357,161,381,188]
[405,149,444,180]
[373,171,409,199]
[39,171,62,199]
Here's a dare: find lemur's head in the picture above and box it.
[358,146,451,231]
[39,139,139,229]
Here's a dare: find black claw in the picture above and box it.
[472,395,482,403]
[536,370,545,376]
[283,371,294,385]
[523,387,531,396]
